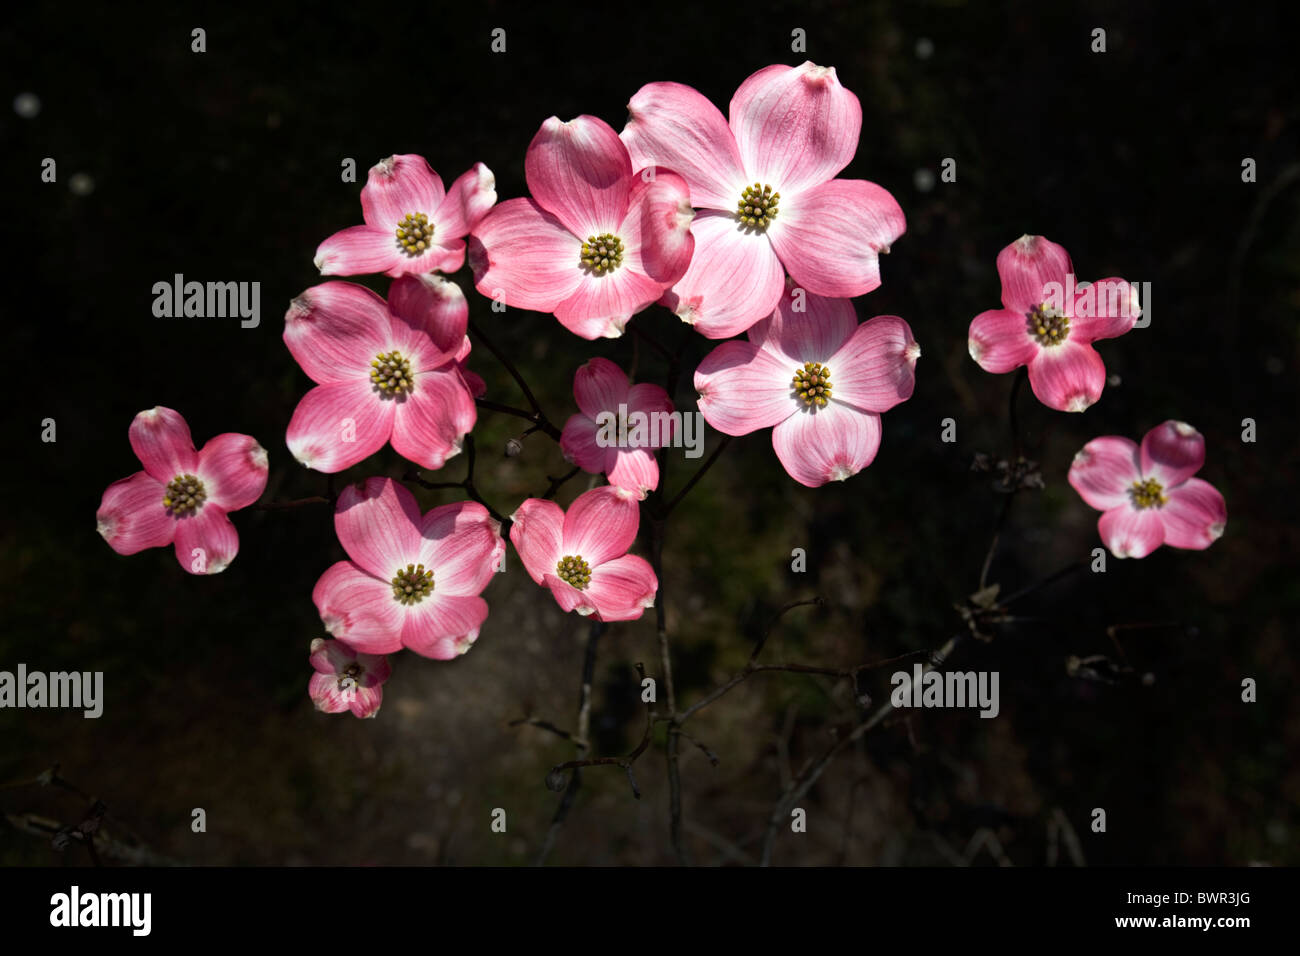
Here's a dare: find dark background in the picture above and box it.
[1,0,1296,865]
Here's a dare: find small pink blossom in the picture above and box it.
[96,407,268,575]
[313,478,506,659]
[314,155,496,278]
[560,358,674,500]
[284,278,478,473]
[509,486,657,621]
[308,637,391,719]
[694,281,919,487]
[469,115,696,340]
[968,235,1141,412]
[621,61,906,338]
[1069,420,1227,559]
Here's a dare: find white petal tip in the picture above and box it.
[1173,421,1199,437]
[1066,395,1094,413]
[904,341,922,362]
[1209,522,1225,540]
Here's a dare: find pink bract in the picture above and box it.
[313,478,506,659]
[560,358,674,500]
[693,280,919,487]
[308,637,391,719]
[620,61,906,339]
[968,234,1142,412]
[468,115,696,340]
[284,278,478,473]
[314,155,496,278]
[96,407,268,575]
[1068,420,1227,559]
[509,486,657,621]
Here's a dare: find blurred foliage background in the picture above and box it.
[1,0,1296,865]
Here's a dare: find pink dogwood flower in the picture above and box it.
[1068,420,1227,559]
[284,278,477,473]
[968,234,1141,412]
[313,478,506,659]
[314,155,496,278]
[509,486,657,621]
[308,637,391,719]
[694,281,919,487]
[560,358,674,500]
[621,61,906,338]
[96,407,268,575]
[468,115,695,340]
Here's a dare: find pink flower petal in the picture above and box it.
[509,498,566,585]
[968,308,1039,374]
[997,235,1073,313]
[563,485,640,567]
[1067,436,1142,511]
[96,471,174,555]
[627,382,674,419]
[1026,340,1106,412]
[468,198,585,313]
[1070,277,1141,343]
[661,210,786,339]
[772,403,882,488]
[309,637,358,674]
[606,449,659,500]
[173,505,238,575]
[1099,506,1165,559]
[401,593,488,659]
[418,501,504,596]
[621,81,746,210]
[387,274,469,358]
[573,357,630,419]
[769,179,905,297]
[729,62,861,193]
[313,224,402,277]
[576,553,658,621]
[284,282,390,385]
[1140,420,1205,489]
[561,414,607,474]
[308,672,353,714]
[347,685,385,718]
[748,280,858,366]
[389,369,475,471]
[433,162,497,238]
[360,154,446,229]
[129,407,198,483]
[828,315,918,413]
[554,267,664,340]
[694,340,793,435]
[312,561,405,654]
[525,115,632,238]
[1160,477,1227,550]
[334,477,423,579]
[196,433,269,511]
[286,380,394,474]
[621,169,695,287]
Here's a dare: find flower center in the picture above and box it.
[163,474,207,516]
[555,554,592,590]
[1026,302,1069,347]
[736,182,780,230]
[792,361,833,407]
[395,212,435,258]
[338,662,363,691]
[580,233,624,275]
[391,563,434,605]
[1128,477,1168,510]
[370,350,414,395]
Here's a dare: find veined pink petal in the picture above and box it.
[997,235,1073,313]
[627,382,674,420]
[284,282,390,385]
[197,433,269,511]
[1067,436,1142,511]
[173,505,238,575]
[544,573,591,616]
[312,560,405,654]
[563,485,640,567]
[968,308,1038,374]
[554,266,663,339]
[346,685,384,718]
[772,404,882,487]
[606,448,659,500]
[1140,420,1205,489]
[361,154,446,229]
[309,672,359,715]
[313,225,400,277]
[526,115,632,238]
[96,471,174,555]
[509,498,566,585]
[769,179,905,297]
[418,501,504,596]
[621,169,695,287]
[578,554,658,621]
[622,81,746,210]
[1160,477,1227,550]
[387,274,469,358]
[469,198,585,312]
[830,315,919,413]
[1071,277,1141,343]
[1099,506,1165,559]
[334,477,423,579]
[729,62,862,194]
[749,279,857,366]
[129,407,198,483]
[662,211,785,339]
[286,381,394,474]
[419,236,469,275]
[401,593,488,660]
[1026,341,1105,412]
[694,340,793,435]
[561,414,607,473]
[462,365,486,398]
[433,162,497,238]
[310,637,359,674]
[573,357,630,418]
[389,370,475,471]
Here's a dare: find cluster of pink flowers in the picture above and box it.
[96,61,1227,719]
